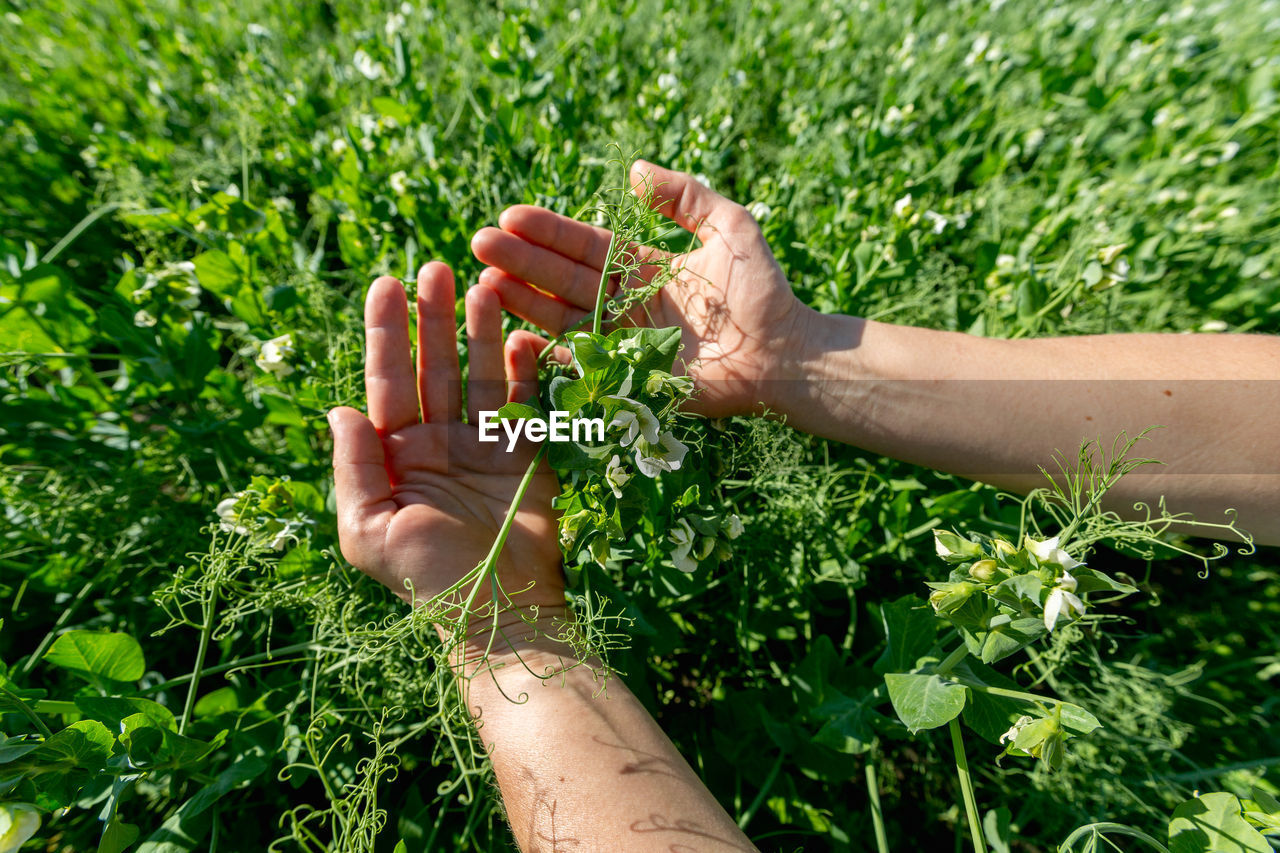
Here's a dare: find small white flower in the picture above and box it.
[1219,206,1240,219]
[729,68,747,87]
[389,170,409,195]
[604,455,630,498]
[1199,319,1228,333]
[995,253,1016,272]
[256,333,296,377]
[134,309,157,327]
[1044,582,1087,631]
[923,210,948,234]
[247,22,270,37]
[0,803,41,853]
[1025,128,1046,150]
[694,173,712,189]
[656,72,679,94]
[215,496,252,537]
[893,193,913,218]
[384,11,405,38]
[1107,258,1131,283]
[747,201,772,222]
[999,715,1034,745]
[722,514,744,540]
[331,138,349,155]
[606,397,660,447]
[1024,535,1084,571]
[634,431,688,478]
[1222,141,1240,161]
[669,519,698,572]
[353,49,385,80]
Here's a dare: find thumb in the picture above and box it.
[630,160,748,241]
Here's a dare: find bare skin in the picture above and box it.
[471,160,1280,546]
[328,264,757,852]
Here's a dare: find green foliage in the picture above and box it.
[1,0,1277,850]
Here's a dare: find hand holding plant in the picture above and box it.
[471,160,814,418]
[327,262,565,658]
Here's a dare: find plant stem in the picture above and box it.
[949,718,986,853]
[179,586,219,735]
[1058,822,1170,852]
[737,751,784,831]
[937,643,969,677]
[865,757,890,853]
[137,641,329,695]
[591,230,618,334]
[0,684,53,737]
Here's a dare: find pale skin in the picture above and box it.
[328,264,757,852]
[471,160,1280,546]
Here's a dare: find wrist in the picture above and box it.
[761,307,872,429]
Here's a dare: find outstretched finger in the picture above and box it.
[472,224,610,310]
[329,406,396,568]
[416,262,463,423]
[365,276,420,433]
[465,285,506,421]
[505,330,569,405]
[631,159,751,242]
[478,268,589,336]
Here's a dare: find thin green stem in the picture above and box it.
[179,586,219,735]
[138,641,329,695]
[1058,822,1170,853]
[737,751,784,831]
[937,643,970,677]
[865,757,890,853]
[591,231,618,334]
[949,718,987,853]
[0,684,53,737]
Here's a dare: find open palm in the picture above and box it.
[470,161,812,417]
[328,264,563,620]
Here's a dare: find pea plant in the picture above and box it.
[878,432,1253,853]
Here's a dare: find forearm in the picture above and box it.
[770,310,1280,545]
[458,631,756,853]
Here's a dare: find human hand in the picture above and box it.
[328,263,565,643]
[470,160,816,418]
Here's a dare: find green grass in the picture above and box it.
[1,0,1278,850]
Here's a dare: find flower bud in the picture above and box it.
[968,559,999,583]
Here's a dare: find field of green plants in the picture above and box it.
[3,0,1280,850]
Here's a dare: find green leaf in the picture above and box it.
[99,818,141,853]
[44,631,145,683]
[192,250,243,298]
[884,673,967,733]
[874,596,938,674]
[497,401,542,421]
[75,696,175,731]
[1169,792,1270,853]
[0,734,40,764]
[1058,703,1101,736]
[27,720,115,807]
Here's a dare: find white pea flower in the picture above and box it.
[331,138,349,155]
[1222,141,1240,161]
[669,519,698,572]
[215,496,251,537]
[256,333,296,377]
[634,431,688,478]
[0,803,41,853]
[604,455,630,498]
[722,514,744,539]
[923,210,948,234]
[1024,535,1084,571]
[893,193,913,218]
[134,309,158,327]
[1044,571,1087,631]
[999,715,1034,745]
[353,49,385,80]
[656,72,679,95]
[605,397,660,447]
[747,201,772,222]
[389,170,410,195]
